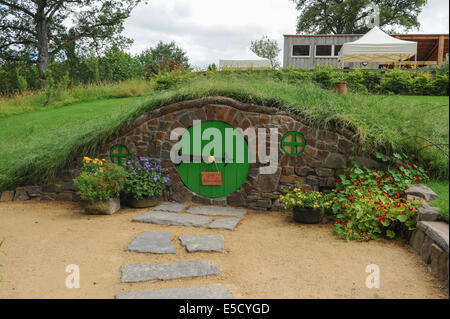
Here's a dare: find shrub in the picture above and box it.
[434,73,449,96]
[16,72,28,93]
[311,65,337,89]
[123,157,170,200]
[331,153,430,241]
[380,68,411,94]
[361,71,381,92]
[152,72,180,90]
[344,69,368,93]
[73,157,127,202]
[410,72,433,95]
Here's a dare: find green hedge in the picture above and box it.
[275,66,449,96]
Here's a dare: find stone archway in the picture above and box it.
[96,96,382,210]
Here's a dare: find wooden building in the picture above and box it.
[283,33,449,69]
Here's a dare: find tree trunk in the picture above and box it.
[36,5,50,88]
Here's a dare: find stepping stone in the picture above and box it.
[120,260,220,283]
[133,211,212,227]
[186,206,247,218]
[208,218,241,231]
[179,234,224,252]
[152,203,188,213]
[115,284,233,299]
[125,232,176,254]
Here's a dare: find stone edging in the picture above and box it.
[406,184,449,285]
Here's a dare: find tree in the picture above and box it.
[250,35,281,68]
[138,41,190,78]
[0,0,143,87]
[291,0,427,34]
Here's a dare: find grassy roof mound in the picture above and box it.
[0,72,448,191]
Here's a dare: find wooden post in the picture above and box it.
[438,35,445,65]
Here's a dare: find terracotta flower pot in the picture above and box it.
[334,81,347,95]
[129,197,159,208]
[82,198,121,215]
[293,207,325,224]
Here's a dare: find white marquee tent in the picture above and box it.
[219,49,271,69]
[338,26,417,65]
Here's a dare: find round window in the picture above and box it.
[109,144,130,166]
[281,131,307,156]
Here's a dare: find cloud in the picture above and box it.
[123,0,449,68]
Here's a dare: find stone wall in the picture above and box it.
[405,185,449,285]
[0,96,383,209]
[410,222,449,285]
[0,169,80,203]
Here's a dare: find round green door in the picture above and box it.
[175,121,250,198]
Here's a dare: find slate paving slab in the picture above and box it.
[125,232,176,254]
[115,284,233,299]
[208,218,241,231]
[179,234,224,252]
[133,211,213,227]
[120,260,220,283]
[186,206,247,218]
[152,203,188,213]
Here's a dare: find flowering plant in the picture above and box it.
[279,184,333,210]
[331,154,429,241]
[123,157,170,200]
[73,157,126,202]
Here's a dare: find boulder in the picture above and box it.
[406,184,438,201]
[417,205,440,222]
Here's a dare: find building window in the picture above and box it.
[334,45,343,56]
[293,45,310,57]
[316,45,332,57]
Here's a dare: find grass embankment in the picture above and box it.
[0,79,152,118]
[427,180,449,222]
[0,73,448,199]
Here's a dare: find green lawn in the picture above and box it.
[427,180,449,222]
[0,73,448,191]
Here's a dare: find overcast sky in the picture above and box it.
[123,0,450,68]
